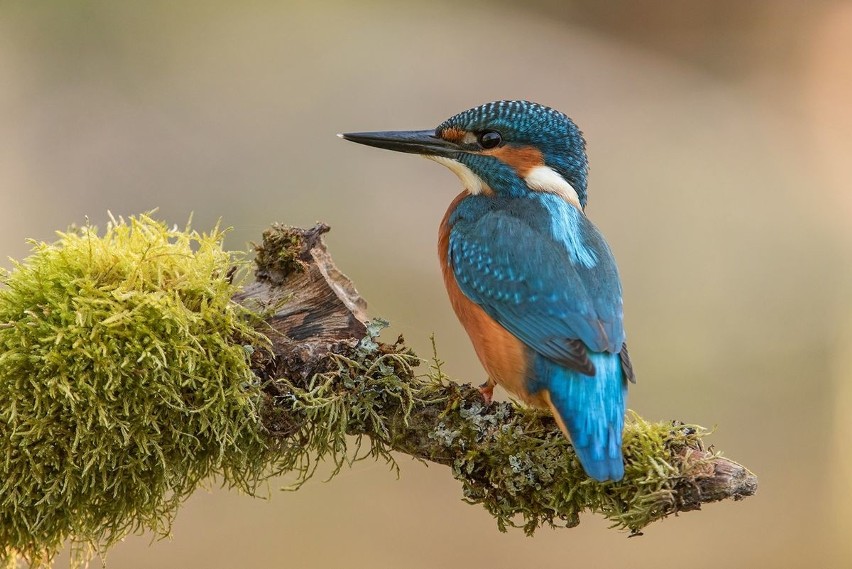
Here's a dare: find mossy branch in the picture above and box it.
[0,217,756,568]
[241,224,755,536]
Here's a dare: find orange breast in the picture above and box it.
[438,193,547,408]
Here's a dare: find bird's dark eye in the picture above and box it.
[478,130,502,149]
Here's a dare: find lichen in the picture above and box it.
[444,406,710,535]
[0,214,272,567]
[260,329,431,488]
[261,334,716,536]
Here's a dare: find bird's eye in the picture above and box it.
[478,130,502,149]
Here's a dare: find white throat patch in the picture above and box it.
[524,165,581,209]
[425,155,486,195]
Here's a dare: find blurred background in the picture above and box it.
[1,0,850,567]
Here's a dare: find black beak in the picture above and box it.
[339,130,461,158]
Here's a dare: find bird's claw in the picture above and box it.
[478,379,495,405]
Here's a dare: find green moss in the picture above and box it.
[260,329,428,488]
[0,214,271,567]
[252,223,306,277]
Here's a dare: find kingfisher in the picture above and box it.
[341,100,634,482]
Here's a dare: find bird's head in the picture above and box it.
[341,100,589,208]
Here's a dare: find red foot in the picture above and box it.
[478,380,495,405]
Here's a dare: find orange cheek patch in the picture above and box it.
[440,127,467,143]
[483,145,545,177]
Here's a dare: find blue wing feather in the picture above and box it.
[448,193,625,364]
[539,352,627,481]
[447,192,629,481]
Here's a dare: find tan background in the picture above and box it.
[1,1,850,567]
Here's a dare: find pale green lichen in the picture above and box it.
[446,406,710,535]
[0,214,271,567]
[262,334,716,536]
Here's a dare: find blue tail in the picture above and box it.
[533,352,627,481]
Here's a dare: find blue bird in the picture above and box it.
[341,100,635,481]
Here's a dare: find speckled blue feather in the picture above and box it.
[448,193,624,355]
[448,191,627,481]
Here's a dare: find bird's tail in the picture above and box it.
[535,352,627,482]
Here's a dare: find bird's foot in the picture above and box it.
[478,379,495,405]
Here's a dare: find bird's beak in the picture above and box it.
[339,130,461,158]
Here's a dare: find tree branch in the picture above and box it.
[0,217,757,569]
[236,223,757,534]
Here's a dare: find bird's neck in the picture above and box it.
[522,165,583,210]
[442,152,586,210]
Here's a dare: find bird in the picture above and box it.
[340,100,634,482]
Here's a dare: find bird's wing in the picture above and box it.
[448,197,625,373]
